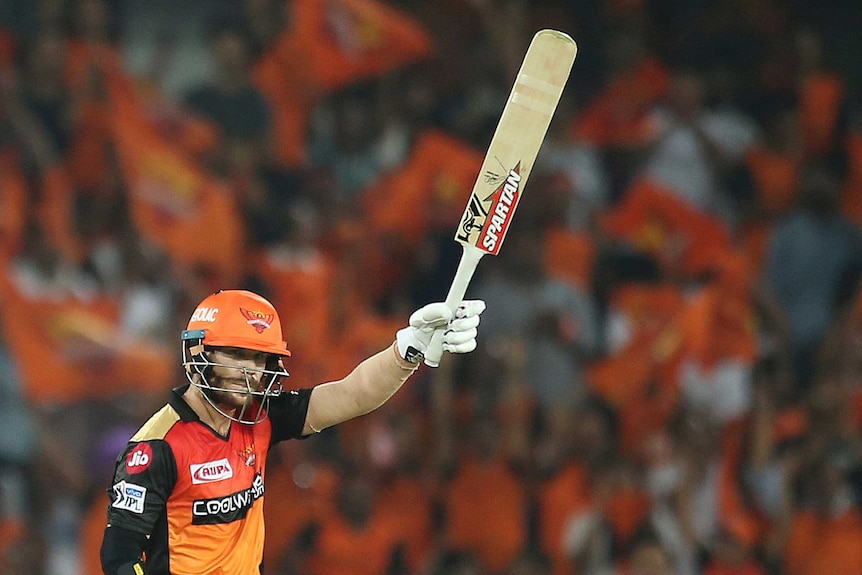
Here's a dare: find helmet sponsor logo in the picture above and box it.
[190,458,234,484]
[112,480,147,513]
[240,308,274,333]
[125,444,153,473]
[191,307,219,323]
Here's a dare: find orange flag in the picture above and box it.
[573,57,670,147]
[107,74,245,285]
[362,129,483,248]
[254,248,337,383]
[287,0,433,90]
[255,0,434,167]
[0,277,173,404]
[602,179,732,277]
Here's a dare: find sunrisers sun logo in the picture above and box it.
[240,308,274,333]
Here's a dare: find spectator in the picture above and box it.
[184,20,273,177]
[763,159,862,393]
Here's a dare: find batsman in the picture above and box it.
[100,289,484,575]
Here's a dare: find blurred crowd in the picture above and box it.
[1,0,862,574]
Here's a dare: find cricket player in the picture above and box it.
[100,289,484,575]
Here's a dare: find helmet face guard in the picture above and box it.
[181,290,292,425]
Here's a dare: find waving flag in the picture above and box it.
[107,74,245,284]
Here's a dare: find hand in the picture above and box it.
[396,300,486,363]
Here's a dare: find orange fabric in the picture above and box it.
[605,485,651,543]
[538,462,591,574]
[798,73,844,158]
[66,100,112,193]
[0,153,27,262]
[65,41,124,92]
[617,392,679,456]
[679,278,757,369]
[308,509,401,575]
[444,457,527,571]
[38,165,84,263]
[772,407,808,442]
[784,510,862,575]
[254,0,433,167]
[263,458,338,573]
[841,132,862,223]
[252,33,318,168]
[79,493,110,575]
[586,283,685,409]
[108,73,245,285]
[544,228,596,289]
[0,276,173,404]
[740,222,773,271]
[376,476,433,570]
[286,0,433,92]
[745,147,798,215]
[573,58,670,147]
[0,28,14,67]
[602,179,732,277]
[256,250,335,382]
[362,130,483,249]
[323,311,403,384]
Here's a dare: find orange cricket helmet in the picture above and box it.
[183,289,291,356]
[181,290,291,424]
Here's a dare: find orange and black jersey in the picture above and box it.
[102,385,311,575]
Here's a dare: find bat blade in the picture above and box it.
[423,30,577,367]
[454,29,577,256]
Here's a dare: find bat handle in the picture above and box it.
[423,244,485,367]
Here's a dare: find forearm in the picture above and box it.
[303,343,418,434]
[101,525,148,575]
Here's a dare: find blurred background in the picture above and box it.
[1,0,862,574]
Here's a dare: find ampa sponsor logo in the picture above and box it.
[191,473,264,525]
[190,458,234,484]
[190,306,218,323]
[125,443,153,473]
[112,481,147,514]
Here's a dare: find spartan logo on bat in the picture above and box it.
[240,308,274,333]
[478,163,522,253]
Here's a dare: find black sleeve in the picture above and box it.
[100,524,148,575]
[268,388,312,444]
[106,440,177,536]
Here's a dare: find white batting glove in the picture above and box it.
[396,300,486,363]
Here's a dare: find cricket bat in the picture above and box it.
[424,29,577,367]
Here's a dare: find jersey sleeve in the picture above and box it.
[267,388,312,444]
[106,440,177,536]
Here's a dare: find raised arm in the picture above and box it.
[302,301,484,435]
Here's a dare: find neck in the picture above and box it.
[183,385,233,436]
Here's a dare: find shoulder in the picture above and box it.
[131,403,183,442]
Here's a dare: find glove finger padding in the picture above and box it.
[448,314,480,332]
[443,338,477,354]
[455,300,486,318]
[443,327,478,346]
[409,302,453,332]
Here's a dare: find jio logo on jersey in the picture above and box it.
[126,443,153,473]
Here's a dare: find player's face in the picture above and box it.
[206,347,269,408]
